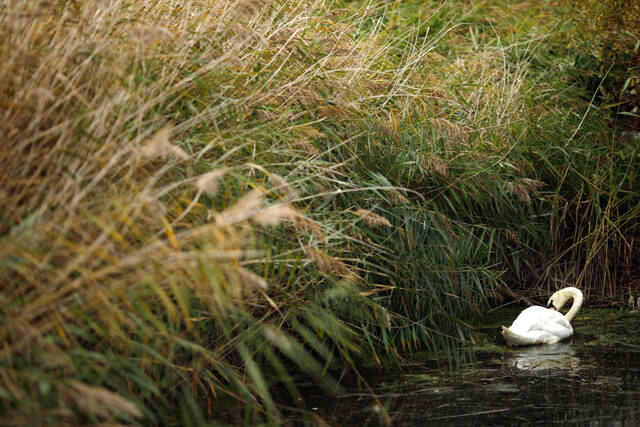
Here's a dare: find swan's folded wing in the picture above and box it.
[509,307,572,338]
[537,313,573,341]
[509,307,555,333]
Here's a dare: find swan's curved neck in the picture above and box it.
[564,288,583,322]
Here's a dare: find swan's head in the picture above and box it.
[547,287,583,311]
[548,292,569,310]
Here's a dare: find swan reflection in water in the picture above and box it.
[504,341,581,371]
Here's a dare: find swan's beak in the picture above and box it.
[548,307,556,311]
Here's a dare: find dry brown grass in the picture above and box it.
[0,0,454,422]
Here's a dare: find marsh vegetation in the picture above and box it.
[0,0,638,424]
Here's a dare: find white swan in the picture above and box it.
[502,287,583,346]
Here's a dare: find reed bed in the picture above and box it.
[0,0,637,423]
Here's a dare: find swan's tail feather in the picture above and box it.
[502,325,532,346]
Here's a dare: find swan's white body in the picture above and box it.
[502,306,573,346]
[502,287,583,346]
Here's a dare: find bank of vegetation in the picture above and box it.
[1,0,638,424]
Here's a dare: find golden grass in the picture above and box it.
[1,0,445,421]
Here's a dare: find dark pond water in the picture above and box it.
[309,308,640,426]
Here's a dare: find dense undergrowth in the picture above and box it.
[0,0,638,424]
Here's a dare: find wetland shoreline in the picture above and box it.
[307,308,640,425]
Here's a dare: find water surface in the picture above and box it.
[310,308,640,425]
